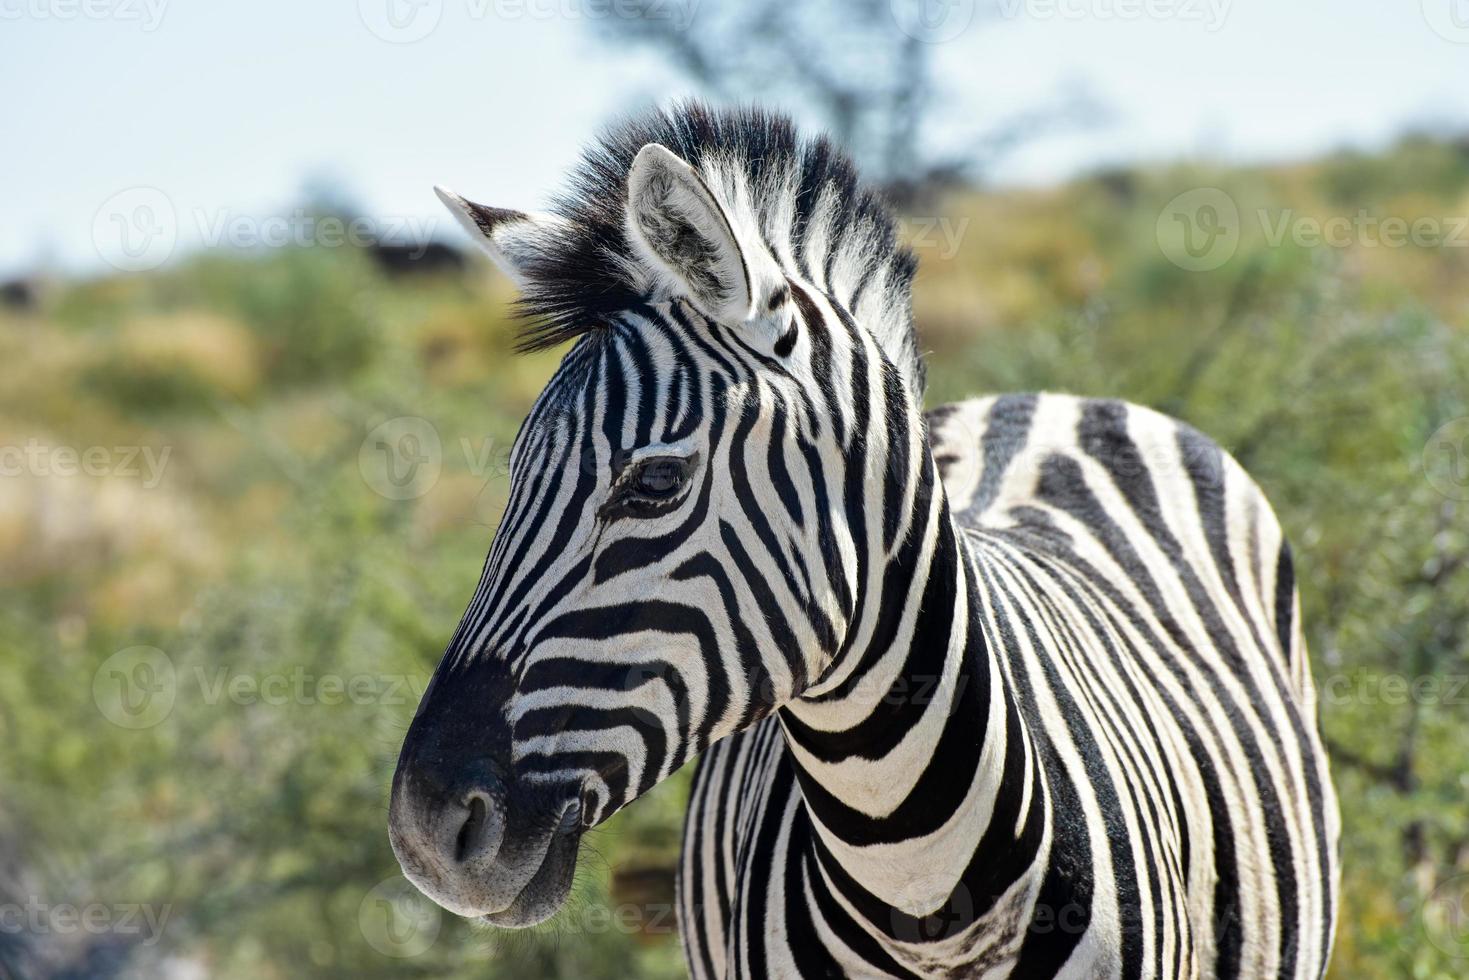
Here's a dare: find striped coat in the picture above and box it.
[680,393,1339,978]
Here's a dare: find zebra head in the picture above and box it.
[389,106,923,927]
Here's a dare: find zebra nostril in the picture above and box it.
[452,790,505,866]
[557,799,582,834]
[454,795,487,862]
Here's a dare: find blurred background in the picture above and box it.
[4,1,1469,977]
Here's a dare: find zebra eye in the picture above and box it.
[630,456,688,499]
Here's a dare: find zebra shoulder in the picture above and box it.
[926,392,1306,685]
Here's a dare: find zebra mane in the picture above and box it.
[514,101,924,395]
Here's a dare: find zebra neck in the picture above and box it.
[778,467,1046,919]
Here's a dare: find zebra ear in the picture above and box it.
[624,143,756,323]
[434,185,564,290]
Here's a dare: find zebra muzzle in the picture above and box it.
[388,746,584,925]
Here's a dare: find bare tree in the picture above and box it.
[592,0,1097,201]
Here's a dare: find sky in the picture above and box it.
[2,0,1467,276]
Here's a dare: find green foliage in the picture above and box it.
[3,134,1468,977]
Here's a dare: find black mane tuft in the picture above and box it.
[507,102,920,392]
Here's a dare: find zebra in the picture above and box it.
[387,102,1340,978]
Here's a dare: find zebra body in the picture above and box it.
[680,393,1338,978]
[387,104,1339,979]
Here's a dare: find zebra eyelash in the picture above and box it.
[599,451,700,520]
